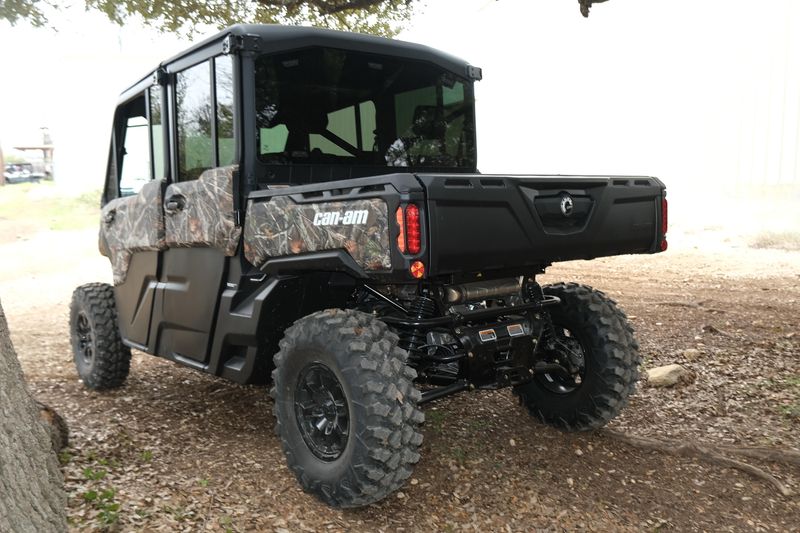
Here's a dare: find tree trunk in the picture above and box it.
[0,300,67,532]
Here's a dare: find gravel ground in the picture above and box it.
[2,227,799,532]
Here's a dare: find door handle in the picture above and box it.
[164,194,186,214]
[103,209,116,225]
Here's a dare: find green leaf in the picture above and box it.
[82,467,106,481]
[4,1,420,38]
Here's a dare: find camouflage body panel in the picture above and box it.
[243,196,391,271]
[98,179,166,285]
[164,165,241,256]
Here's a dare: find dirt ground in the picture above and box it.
[2,222,799,532]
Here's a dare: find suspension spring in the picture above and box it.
[524,281,554,348]
[399,295,436,354]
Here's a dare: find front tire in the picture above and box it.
[271,309,424,508]
[514,283,640,431]
[69,283,131,390]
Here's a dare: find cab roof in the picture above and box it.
[119,24,478,102]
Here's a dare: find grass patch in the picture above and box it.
[770,375,800,421]
[780,404,800,419]
[83,467,107,481]
[749,231,800,252]
[451,446,467,465]
[425,409,446,430]
[79,464,120,526]
[466,418,491,432]
[58,450,74,465]
[0,182,100,232]
[785,376,800,388]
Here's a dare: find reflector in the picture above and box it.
[410,260,425,279]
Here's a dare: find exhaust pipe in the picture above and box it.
[445,278,521,304]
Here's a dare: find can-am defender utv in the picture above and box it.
[70,25,667,508]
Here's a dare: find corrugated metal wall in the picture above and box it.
[732,1,800,186]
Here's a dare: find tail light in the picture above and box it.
[395,207,406,253]
[405,204,421,254]
[660,196,668,251]
[395,204,422,255]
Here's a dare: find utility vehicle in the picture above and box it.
[70,25,667,508]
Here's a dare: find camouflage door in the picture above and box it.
[157,165,242,364]
[99,179,166,347]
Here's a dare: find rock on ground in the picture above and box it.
[647,364,693,387]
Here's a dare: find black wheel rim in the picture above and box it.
[538,325,587,394]
[76,312,95,365]
[294,363,349,462]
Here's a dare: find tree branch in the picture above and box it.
[255,0,393,16]
[579,0,609,18]
[319,0,394,15]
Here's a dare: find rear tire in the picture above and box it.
[69,283,131,390]
[271,309,424,508]
[514,283,640,431]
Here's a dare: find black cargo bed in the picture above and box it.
[416,174,666,276]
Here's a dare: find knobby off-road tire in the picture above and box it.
[271,309,424,508]
[69,283,131,390]
[514,282,640,431]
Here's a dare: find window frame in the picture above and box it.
[102,78,171,204]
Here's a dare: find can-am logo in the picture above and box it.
[313,210,369,226]
[560,193,574,217]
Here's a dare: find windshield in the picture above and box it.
[254,47,476,170]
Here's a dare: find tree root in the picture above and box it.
[601,429,795,497]
[653,301,727,314]
[654,301,701,308]
[718,445,800,466]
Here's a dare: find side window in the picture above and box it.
[215,56,235,167]
[175,57,238,180]
[176,61,213,181]
[118,95,151,197]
